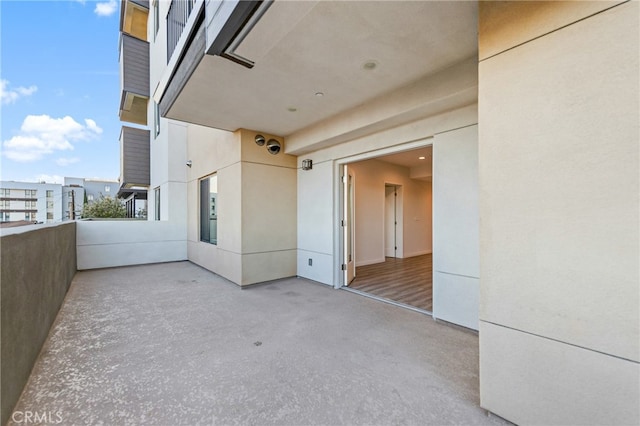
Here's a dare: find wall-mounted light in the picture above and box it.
[255,134,265,146]
[266,139,281,155]
[302,159,313,170]
[186,160,192,167]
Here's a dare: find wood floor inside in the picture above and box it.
[348,254,432,312]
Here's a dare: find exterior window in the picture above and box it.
[104,185,111,193]
[25,212,36,221]
[1,212,10,221]
[154,0,160,40]
[47,201,54,209]
[25,189,36,197]
[88,194,94,201]
[25,201,36,209]
[154,102,160,138]
[0,188,9,197]
[154,187,160,220]
[47,212,53,220]
[199,174,217,245]
[46,190,53,198]
[0,200,9,208]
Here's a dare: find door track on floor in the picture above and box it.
[341,287,433,316]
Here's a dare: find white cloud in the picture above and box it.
[3,115,103,162]
[1,79,38,105]
[84,118,102,134]
[56,157,80,166]
[34,174,65,185]
[94,0,117,17]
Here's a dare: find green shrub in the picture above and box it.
[82,196,127,218]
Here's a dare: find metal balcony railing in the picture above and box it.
[167,0,195,63]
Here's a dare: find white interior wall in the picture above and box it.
[478,2,639,424]
[347,159,431,266]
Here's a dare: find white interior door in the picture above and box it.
[343,165,356,285]
[385,185,397,258]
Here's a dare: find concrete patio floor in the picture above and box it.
[10,261,510,425]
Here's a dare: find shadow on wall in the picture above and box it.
[0,222,77,425]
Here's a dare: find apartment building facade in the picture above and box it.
[0,181,62,223]
[118,1,639,424]
[0,178,121,223]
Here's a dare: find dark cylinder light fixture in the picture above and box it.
[266,139,281,155]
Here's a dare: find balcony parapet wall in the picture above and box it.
[77,220,187,270]
[0,222,77,425]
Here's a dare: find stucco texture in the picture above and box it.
[1,223,77,425]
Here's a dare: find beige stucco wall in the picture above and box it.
[186,127,297,286]
[239,130,297,285]
[433,125,479,330]
[478,1,639,424]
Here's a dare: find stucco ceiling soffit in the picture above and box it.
[166,1,478,138]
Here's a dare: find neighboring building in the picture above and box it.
[64,177,119,203]
[0,178,122,223]
[118,1,638,425]
[0,181,63,223]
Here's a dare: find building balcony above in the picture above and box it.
[119,34,150,126]
[118,126,150,196]
[119,0,149,41]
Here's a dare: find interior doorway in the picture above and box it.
[384,185,403,258]
[341,145,433,313]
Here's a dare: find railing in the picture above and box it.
[167,0,195,63]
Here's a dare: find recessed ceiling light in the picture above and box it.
[363,60,378,70]
[315,92,324,97]
[419,156,426,160]
[287,107,297,112]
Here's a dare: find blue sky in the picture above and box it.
[1,0,123,184]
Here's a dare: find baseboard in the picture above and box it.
[355,257,386,267]
[401,250,432,258]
